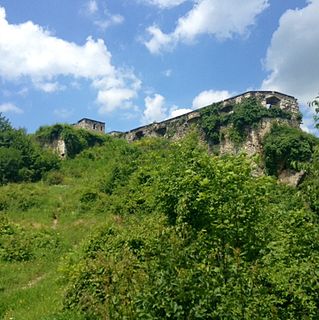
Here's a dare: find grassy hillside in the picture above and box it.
[1,116,319,318]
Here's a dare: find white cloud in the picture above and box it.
[0,103,23,114]
[169,106,192,118]
[140,0,187,9]
[262,0,319,105]
[145,26,174,54]
[82,0,124,30]
[86,0,98,15]
[94,13,124,30]
[34,81,65,93]
[192,90,231,109]
[142,94,167,123]
[0,7,139,113]
[144,0,269,53]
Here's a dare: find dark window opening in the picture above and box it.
[265,96,281,108]
[220,104,233,113]
[155,127,166,136]
[135,131,144,140]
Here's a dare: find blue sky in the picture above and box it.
[0,0,318,134]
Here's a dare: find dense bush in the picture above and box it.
[263,124,319,176]
[35,124,107,158]
[299,145,319,213]
[0,216,60,262]
[61,133,319,319]
[0,113,60,184]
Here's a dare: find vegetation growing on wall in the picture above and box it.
[35,124,107,158]
[200,97,295,145]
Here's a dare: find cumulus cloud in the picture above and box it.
[0,103,23,114]
[140,0,187,9]
[142,94,167,123]
[192,90,231,109]
[144,0,269,53]
[262,0,319,105]
[0,6,139,113]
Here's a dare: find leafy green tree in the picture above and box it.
[0,147,22,184]
[263,124,318,176]
[0,115,60,184]
[0,113,12,132]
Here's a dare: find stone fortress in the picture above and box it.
[73,91,303,185]
[85,91,299,140]
[81,91,300,158]
[116,91,300,144]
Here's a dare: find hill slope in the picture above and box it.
[0,108,319,319]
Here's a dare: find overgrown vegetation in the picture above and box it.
[1,107,319,319]
[263,124,318,175]
[200,97,296,145]
[0,114,60,185]
[35,123,107,158]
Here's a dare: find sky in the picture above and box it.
[0,0,318,134]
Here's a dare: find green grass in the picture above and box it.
[0,143,122,319]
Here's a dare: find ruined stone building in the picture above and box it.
[118,91,299,145]
[57,91,303,185]
[74,118,105,133]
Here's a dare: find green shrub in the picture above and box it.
[0,147,22,184]
[45,171,65,185]
[35,124,106,158]
[0,115,60,184]
[0,216,60,262]
[263,124,319,176]
[60,134,319,319]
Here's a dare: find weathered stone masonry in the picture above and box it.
[117,91,300,147]
[74,118,105,133]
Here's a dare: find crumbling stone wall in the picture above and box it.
[122,91,299,144]
[74,118,105,133]
[46,139,67,159]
